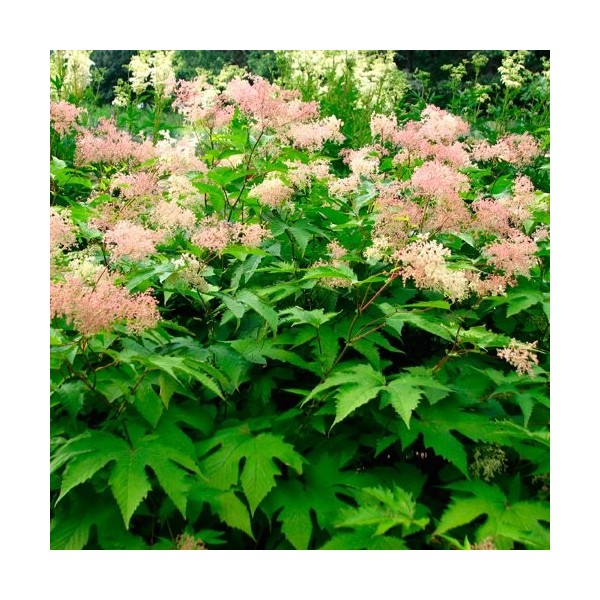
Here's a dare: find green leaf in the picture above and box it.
[210,490,254,538]
[288,222,313,255]
[54,431,127,503]
[458,326,511,349]
[51,489,133,550]
[261,346,320,374]
[279,306,340,328]
[133,380,163,427]
[142,355,223,398]
[311,325,340,373]
[214,292,246,320]
[302,363,385,428]
[51,505,95,550]
[335,486,429,536]
[492,501,550,549]
[158,372,177,408]
[265,447,367,541]
[198,429,303,514]
[270,481,313,549]
[51,380,87,417]
[506,293,542,318]
[436,481,549,549]
[238,433,304,514]
[401,300,451,310]
[321,531,408,550]
[436,481,506,535]
[54,423,199,528]
[302,264,357,284]
[383,379,423,428]
[384,310,455,342]
[125,262,175,291]
[236,289,279,332]
[333,382,383,429]
[188,484,254,539]
[198,432,247,490]
[108,447,153,528]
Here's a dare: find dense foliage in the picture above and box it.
[50,50,550,550]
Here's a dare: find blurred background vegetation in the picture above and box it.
[86,50,549,106]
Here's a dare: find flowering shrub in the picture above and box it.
[50,54,549,550]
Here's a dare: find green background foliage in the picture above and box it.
[50,49,549,550]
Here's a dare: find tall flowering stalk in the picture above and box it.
[113,51,177,142]
[50,50,95,101]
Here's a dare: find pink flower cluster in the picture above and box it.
[172,77,234,129]
[225,76,319,129]
[162,174,201,201]
[472,198,515,237]
[110,171,160,201]
[51,273,160,335]
[498,174,536,225]
[364,106,546,299]
[283,116,345,151]
[370,114,399,144]
[327,174,362,198]
[465,272,512,297]
[497,339,539,376]
[410,160,470,202]
[285,160,331,190]
[75,118,155,167]
[472,133,540,167]
[155,133,207,176]
[151,200,196,231]
[50,208,76,253]
[248,177,294,208]
[483,234,539,279]
[369,192,423,254]
[192,216,269,253]
[50,101,86,136]
[418,105,471,144]
[104,221,165,261]
[394,238,469,302]
[371,106,471,167]
[340,146,381,177]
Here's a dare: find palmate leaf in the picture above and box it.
[264,447,379,548]
[301,264,357,284]
[197,428,304,514]
[266,480,313,549]
[236,289,279,332]
[210,490,254,538]
[141,355,224,399]
[189,485,255,539]
[239,434,303,514]
[279,306,340,328]
[51,487,146,550]
[320,530,408,550]
[52,421,199,528]
[54,431,127,502]
[335,486,429,536]
[405,401,505,477]
[301,363,386,428]
[108,447,153,528]
[382,379,423,428]
[333,383,384,428]
[435,480,549,549]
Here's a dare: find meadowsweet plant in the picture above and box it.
[50,50,96,101]
[276,50,408,146]
[50,52,550,550]
[112,51,177,142]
